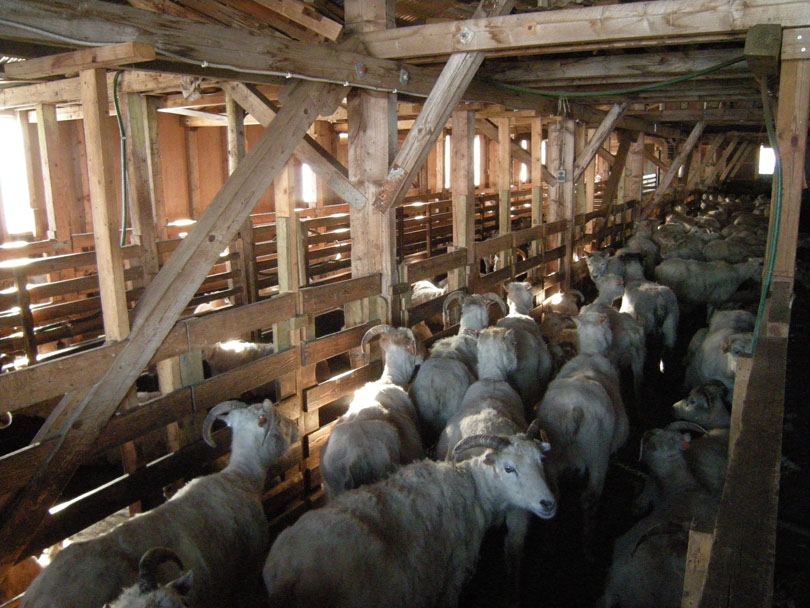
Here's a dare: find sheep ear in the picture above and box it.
[171,570,194,596]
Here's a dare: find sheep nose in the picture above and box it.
[541,499,556,511]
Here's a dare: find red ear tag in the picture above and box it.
[681,440,691,451]
[258,415,268,427]
[409,344,415,354]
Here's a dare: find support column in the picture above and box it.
[80,69,129,341]
[450,109,476,293]
[346,0,398,325]
[495,117,512,267]
[575,123,587,214]
[547,117,575,290]
[313,120,338,211]
[625,131,645,210]
[18,111,47,240]
[530,116,544,281]
[36,103,75,244]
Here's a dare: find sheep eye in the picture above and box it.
[504,465,516,474]
[258,415,268,427]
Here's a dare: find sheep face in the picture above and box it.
[224,400,298,468]
[379,330,424,366]
[481,436,557,520]
[672,383,730,429]
[106,573,193,608]
[640,428,691,474]
[505,282,534,313]
[585,250,612,279]
[574,312,612,355]
[721,332,753,366]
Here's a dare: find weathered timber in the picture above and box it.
[572,103,628,183]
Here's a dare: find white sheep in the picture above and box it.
[536,311,628,545]
[106,547,193,608]
[671,381,730,429]
[496,282,553,414]
[585,249,624,281]
[542,289,584,317]
[21,399,298,608]
[409,280,448,342]
[684,327,752,391]
[616,219,660,277]
[410,292,506,442]
[202,339,275,377]
[319,325,424,498]
[581,274,647,398]
[601,425,721,608]
[618,255,679,351]
[263,431,556,608]
[435,327,544,599]
[684,308,755,365]
[653,258,763,316]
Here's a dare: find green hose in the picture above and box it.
[751,80,783,355]
[112,70,128,247]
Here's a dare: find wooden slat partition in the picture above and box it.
[304,360,383,412]
[299,274,381,317]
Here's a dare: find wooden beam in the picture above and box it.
[81,68,130,341]
[357,0,810,60]
[479,117,557,186]
[547,117,575,289]
[372,0,515,213]
[640,121,706,219]
[596,146,615,166]
[222,82,367,209]
[572,102,628,183]
[0,78,347,575]
[450,108,476,292]
[124,93,160,283]
[643,147,669,172]
[35,104,74,243]
[719,140,752,184]
[496,117,512,252]
[624,131,645,203]
[4,42,155,80]
[703,135,741,188]
[686,134,722,191]
[252,0,343,41]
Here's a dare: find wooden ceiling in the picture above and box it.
[0,0,808,136]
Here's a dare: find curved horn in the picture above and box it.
[525,419,543,440]
[442,291,466,327]
[360,324,394,356]
[0,411,11,429]
[138,547,184,592]
[516,249,528,261]
[402,327,418,351]
[452,434,511,461]
[202,400,245,447]
[567,289,585,304]
[483,292,508,316]
[665,420,709,436]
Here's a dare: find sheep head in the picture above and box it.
[504,281,535,314]
[456,433,557,520]
[106,547,192,608]
[672,382,730,429]
[203,399,298,464]
[574,311,612,356]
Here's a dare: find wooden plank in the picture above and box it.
[572,103,628,183]
[402,248,467,283]
[371,0,516,213]
[299,274,382,317]
[35,103,74,243]
[449,108,478,292]
[703,135,741,188]
[357,0,810,59]
[304,360,382,411]
[624,131,645,202]
[301,321,377,366]
[0,78,347,575]
[81,68,130,341]
[5,42,155,80]
[223,82,367,209]
[252,0,343,40]
[698,338,786,608]
[640,121,706,219]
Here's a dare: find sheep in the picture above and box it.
[684,327,752,392]
[702,237,760,264]
[618,255,679,352]
[684,308,755,365]
[536,311,628,546]
[672,381,730,429]
[410,291,507,443]
[616,219,660,277]
[542,289,584,317]
[192,297,230,316]
[581,274,647,398]
[263,430,556,608]
[585,249,624,281]
[496,282,553,413]
[434,327,533,597]
[409,280,448,342]
[106,547,193,608]
[319,325,424,498]
[21,399,298,608]
[202,339,275,377]
[654,258,763,316]
[601,425,721,608]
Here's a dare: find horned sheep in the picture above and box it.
[106,547,193,608]
[21,399,298,608]
[319,325,424,498]
[263,431,556,608]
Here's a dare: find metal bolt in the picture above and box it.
[400,69,410,85]
[355,62,368,79]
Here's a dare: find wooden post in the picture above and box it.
[704,135,740,188]
[124,93,160,284]
[547,117,575,289]
[495,117,512,267]
[81,68,130,341]
[17,110,48,240]
[36,103,75,244]
[144,96,168,241]
[226,91,258,306]
[625,131,645,206]
[584,128,596,217]
[575,123,587,216]
[640,121,706,219]
[719,141,752,185]
[530,116,544,281]
[312,120,337,210]
[14,267,37,365]
[346,0,398,327]
[450,109,476,293]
